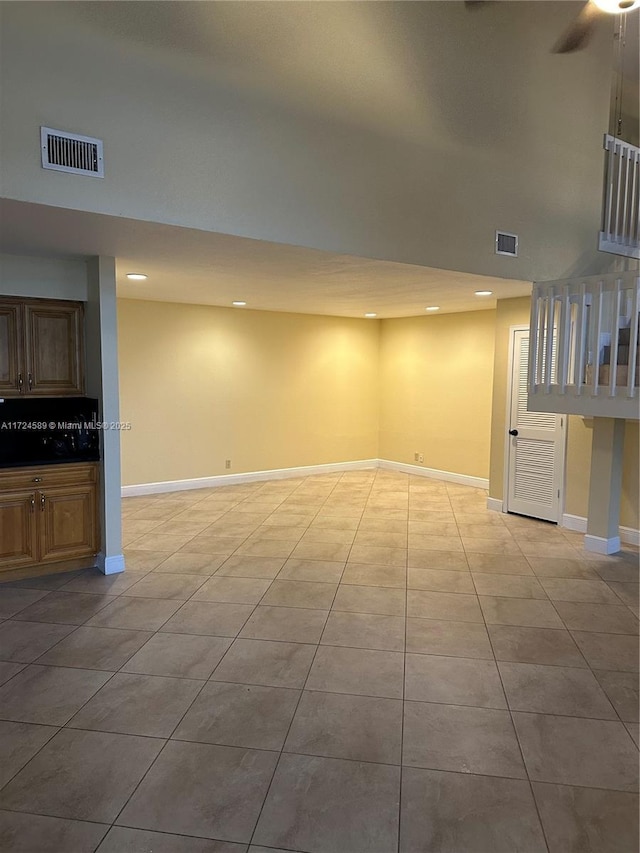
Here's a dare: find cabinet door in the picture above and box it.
[24,302,84,395]
[0,302,24,395]
[38,484,98,563]
[0,491,37,570]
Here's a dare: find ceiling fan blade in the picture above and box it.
[552,0,604,53]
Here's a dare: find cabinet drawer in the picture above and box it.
[0,462,98,492]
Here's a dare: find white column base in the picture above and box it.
[96,553,126,575]
[583,534,621,555]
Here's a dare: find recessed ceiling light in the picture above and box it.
[232,301,247,307]
[475,290,493,296]
[425,306,440,312]
[126,273,147,281]
[364,313,377,318]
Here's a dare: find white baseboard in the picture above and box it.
[584,534,622,555]
[377,459,489,490]
[561,513,588,533]
[121,459,379,497]
[562,513,639,547]
[122,458,489,498]
[486,497,504,513]
[96,552,125,575]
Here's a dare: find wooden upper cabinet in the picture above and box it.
[0,302,24,394]
[0,298,85,397]
[24,301,85,395]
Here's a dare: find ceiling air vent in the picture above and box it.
[40,126,104,178]
[495,230,518,257]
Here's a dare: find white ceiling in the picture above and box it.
[0,199,531,318]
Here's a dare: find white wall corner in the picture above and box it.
[122,459,379,497]
[122,458,490,498]
[561,514,588,533]
[562,514,639,547]
[486,497,504,513]
[96,552,125,575]
[377,459,489,490]
[584,534,622,555]
[620,526,640,548]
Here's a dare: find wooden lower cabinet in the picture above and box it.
[39,484,97,563]
[0,491,37,570]
[0,463,99,576]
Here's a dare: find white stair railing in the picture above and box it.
[599,135,640,260]
[529,271,640,420]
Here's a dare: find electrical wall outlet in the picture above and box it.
[225,459,231,469]
[414,452,419,462]
[418,453,424,463]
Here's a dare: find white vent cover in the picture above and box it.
[41,127,104,177]
[496,230,518,257]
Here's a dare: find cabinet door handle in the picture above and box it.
[28,372,33,391]
[33,477,42,483]
[30,495,35,513]
[40,493,45,511]
[18,373,24,392]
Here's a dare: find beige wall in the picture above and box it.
[488,296,639,529]
[379,311,495,479]
[0,2,618,282]
[118,294,638,531]
[117,299,379,486]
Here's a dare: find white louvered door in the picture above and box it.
[506,329,565,522]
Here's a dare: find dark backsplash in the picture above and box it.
[0,397,101,468]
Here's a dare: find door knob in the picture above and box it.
[509,429,519,436]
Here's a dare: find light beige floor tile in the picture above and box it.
[409,535,464,553]
[479,596,563,629]
[472,573,547,599]
[408,550,469,571]
[553,602,639,635]
[232,538,298,559]
[540,578,623,605]
[260,580,337,610]
[408,569,475,594]
[290,541,352,562]
[321,611,405,652]
[331,585,406,616]
[215,555,285,579]
[488,625,587,668]
[407,590,483,623]
[153,553,226,575]
[240,605,328,644]
[498,661,617,719]
[277,559,345,583]
[192,576,271,605]
[406,618,493,659]
[512,712,639,791]
[526,557,599,579]
[466,553,533,575]
[405,654,506,708]
[300,528,356,545]
[462,538,522,556]
[340,564,406,588]
[348,545,407,567]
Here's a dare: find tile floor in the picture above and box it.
[0,470,638,852]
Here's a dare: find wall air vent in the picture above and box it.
[40,126,104,177]
[496,230,518,257]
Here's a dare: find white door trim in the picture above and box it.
[503,324,567,523]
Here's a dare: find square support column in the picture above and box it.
[86,256,124,574]
[585,417,626,555]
